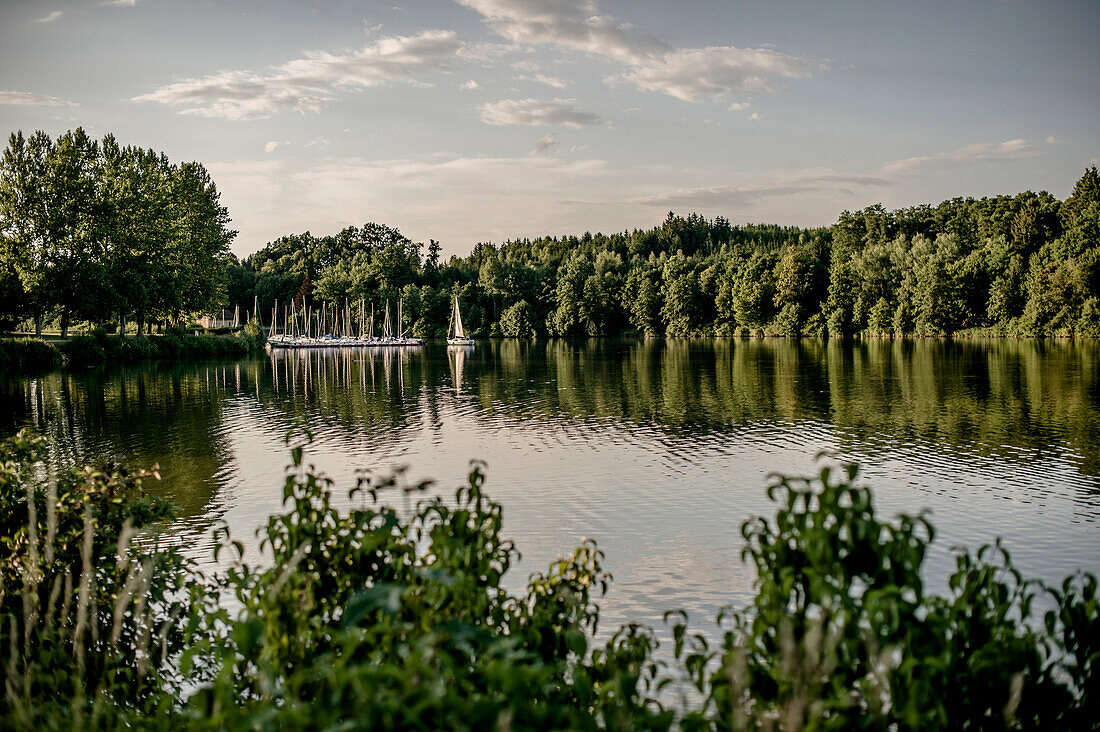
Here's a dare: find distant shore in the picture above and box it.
[0,328,267,372]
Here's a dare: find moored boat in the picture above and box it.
[447,296,475,346]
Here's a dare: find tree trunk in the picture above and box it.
[119,310,126,338]
[59,307,69,338]
[34,309,42,337]
[137,309,145,336]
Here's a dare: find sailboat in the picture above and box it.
[447,296,476,346]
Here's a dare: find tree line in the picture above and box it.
[0,128,234,336]
[228,167,1100,339]
[3,127,1097,341]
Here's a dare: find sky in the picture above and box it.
[1,0,1098,258]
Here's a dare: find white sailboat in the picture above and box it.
[447,296,476,346]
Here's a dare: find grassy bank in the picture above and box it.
[0,321,266,372]
[0,430,1095,730]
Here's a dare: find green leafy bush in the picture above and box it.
[0,338,62,372]
[53,330,265,368]
[0,432,1095,729]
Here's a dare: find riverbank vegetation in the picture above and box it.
[0,321,265,373]
[228,167,1100,339]
[1,428,1095,729]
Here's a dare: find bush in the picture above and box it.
[0,338,62,372]
[52,330,264,369]
[1,432,1095,729]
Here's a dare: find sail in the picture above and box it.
[454,297,465,338]
[383,300,392,338]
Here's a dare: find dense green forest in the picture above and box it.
[229,167,1100,339]
[2,127,1098,340]
[0,129,234,336]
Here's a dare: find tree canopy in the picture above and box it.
[0,128,235,335]
[231,168,1100,339]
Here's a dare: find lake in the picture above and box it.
[2,338,1099,636]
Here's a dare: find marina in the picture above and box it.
[266,297,427,349]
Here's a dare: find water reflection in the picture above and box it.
[1,338,1098,631]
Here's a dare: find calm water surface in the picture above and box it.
[2,338,1099,635]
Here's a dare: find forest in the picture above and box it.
[228,167,1100,339]
[1,126,1098,341]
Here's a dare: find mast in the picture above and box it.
[383,300,392,339]
[398,298,403,339]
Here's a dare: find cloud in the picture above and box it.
[101,0,138,6]
[35,10,63,23]
[264,141,280,153]
[480,97,602,127]
[612,46,820,102]
[880,139,1038,175]
[134,30,463,120]
[461,79,481,90]
[455,0,655,65]
[0,90,78,107]
[304,136,329,149]
[528,133,558,155]
[727,101,751,111]
[629,172,890,209]
[1046,136,1058,144]
[519,73,567,88]
[457,0,822,103]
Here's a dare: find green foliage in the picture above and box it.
[0,429,196,729]
[0,129,234,335]
[213,168,1100,341]
[674,462,1098,729]
[0,338,61,372]
[499,299,537,338]
[52,330,266,368]
[1,431,1096,729]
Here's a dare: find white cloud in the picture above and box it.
[0,90,78,107]
[727,101,751,111]
[612,46,819,102]
[101,0,138,7]
[35,10,63,23]
[519,73,567,88]
[461,79,481,90]
[749,112,762,121]
[304,136,329,149]
[264,141,280,153]
[1046,136,1058,144]
[134,30,463,120]
[529,133,558,155]
[480,97,602,127]
[629,172,889,209]
[880,139,1038,175]
[455,0,654,65]
[457,0,822,103]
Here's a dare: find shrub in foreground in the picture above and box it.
[0,430,1096,729]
